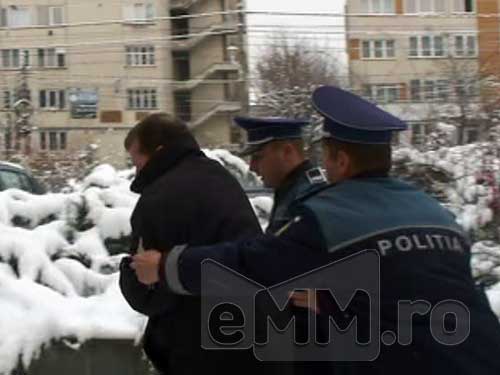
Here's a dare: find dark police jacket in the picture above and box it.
[118,135,264,375]
[267,160,327,234]
[170,175,500,375]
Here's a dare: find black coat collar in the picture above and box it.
[131,136,202,194]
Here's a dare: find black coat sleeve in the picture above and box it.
[119,195,189,316]
[174,208,328,294]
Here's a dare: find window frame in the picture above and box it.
[364,84,401,103]
[7,6,32,28]
[452,0,475,14]
[38,48,66,68]
[1,49,30,69]
[405,0,447,14]
[126,88,159,110]
[48,6,64,26]
[408,35,447,58]
[123,2,156,23]
[39,89,67,110]
[125,45,156,67]
[452,34,478,57]
[410,79,450,102]
[360,0,396,15]
[361,39,396,60]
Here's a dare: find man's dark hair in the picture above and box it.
[124,113,195,154]
[324,138,392,174]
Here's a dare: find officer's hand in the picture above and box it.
[131,250,162,285]
[289,289,321,314]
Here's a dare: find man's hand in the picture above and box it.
[289,289,321,314]
[131,250,162,285]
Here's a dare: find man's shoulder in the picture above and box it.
[290,166,328,201]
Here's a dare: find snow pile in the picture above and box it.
[0,150,271,374]
[0,165,143,374]
[204,149,262,188]
[394,143,500,234]
[487,283,500,317]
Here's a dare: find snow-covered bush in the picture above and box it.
[0,150,270,374]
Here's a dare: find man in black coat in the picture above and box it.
[119,113,263,375]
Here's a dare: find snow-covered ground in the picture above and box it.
[0,146,499,374]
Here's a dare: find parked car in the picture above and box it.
[0,162,45,194]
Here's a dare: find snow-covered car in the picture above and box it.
[0,161,45,194]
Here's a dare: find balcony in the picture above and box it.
[188,101,241,129]
[171,22,239,51]
[173,62,241,91]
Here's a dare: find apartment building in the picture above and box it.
[0,0,245,167]
[346,0,499,145]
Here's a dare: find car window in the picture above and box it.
[0,170,32,191]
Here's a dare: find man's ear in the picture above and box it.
[337,150,351,176]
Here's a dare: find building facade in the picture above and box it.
[0,0,246,167]
[346,0,499,145]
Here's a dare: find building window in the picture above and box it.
[453,35,477,57]
[360,0,395,14]
[124,2,155,22]
[39,89,66,109]
[6,6,31,28]
[363,84,400,103]
[127,88,158,109]
[49,132,57,150]
[405,0,446,13]
[0,8,7,27]
[408,35,446,57]
[126,46,155,66]
[453,0,475,13]
[40,132,46,150]
[37,6,65,26]
[0,49,30,69]
[49,6,64,25]
[42,132,67,151]
[59,132,67,150]
[410,79,449,101]
[3,90,11,109]
[38,48,66,68]
[361,40,396,59]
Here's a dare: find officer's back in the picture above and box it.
[299,86,500,374]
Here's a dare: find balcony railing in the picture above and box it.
[188,101,241,129]
[173,62,241,91]
[171,22,239,51]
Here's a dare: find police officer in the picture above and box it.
[234,116,327,233]
[131,86,500,374]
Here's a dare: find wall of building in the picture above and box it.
[0,0,246,167]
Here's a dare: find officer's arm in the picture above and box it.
[162,208,328,295]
